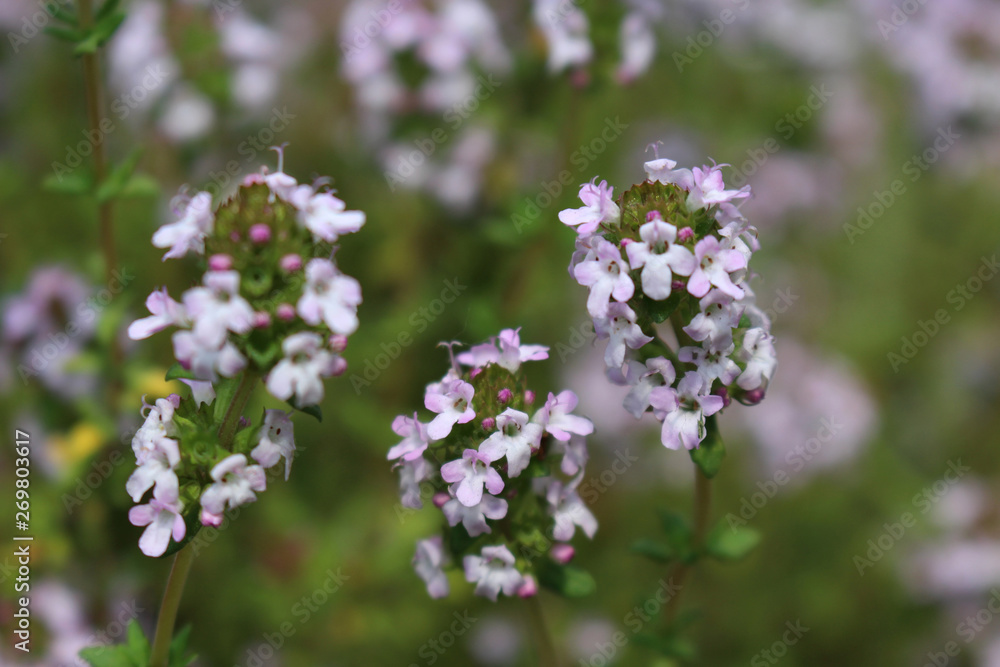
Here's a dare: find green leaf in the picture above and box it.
[97,0,122,21]
[169,625,198,667]
[119,173,160,199]
[73,11,126,55]
[705,523,761,561]
[78,645,134,667]
[289,400,322,422]
[633,633,697,660]
[657,510,692,553]
[213,375,242,424]
[688,416,725,479]
[42,171,93,195]
[165,362,197,382]
[125,620,150,660]
[630,538,674,563]
[536,561,596,598]
[645,291,683,324]
[44,25,84,42]
[95,149,142,203]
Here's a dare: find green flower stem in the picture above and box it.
[149,544,194,667]
[149,370,258,667]
[528,595,560,667]
[78,0,118,285]
[663,466,712,628]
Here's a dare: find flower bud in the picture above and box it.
[242,173,266,187]
[677,227,694,243]
[328,334,348,353]
[550,544,575,564]
[208,254,233,271]
[249,224,272,244]
[713,385,731,409]
[739,387,766,405]
[280,254,303,272]
[200,508,223,527]
[481,417,496,431]
[524,390,535,405]
[432,492,450,508]
[469,367,483,380]
[497,388,512,404]
[517,575,538,598]
[276,303,296,321]
[329,356,348,377]
[253,312,272,329]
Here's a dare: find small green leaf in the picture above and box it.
[78,644,134,666]
[657,510,692,552]
[95,149,142,203]
[165,362,197,382]
[536,561,596,598]
[97,0,122,21]
[645,291,683,324]
[630,538,674,563]
[42,171,93,195]
[125,620,149,659]
[44,25,84,42]
[705,523,761,561]
[633,633,697,660]
[73,11,126,55]
[119,173,160,199]
[688,416,725,478]
[289,400,322,422]
[169,625,198,667]
[213,375,242,424]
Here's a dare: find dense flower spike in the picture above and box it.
[390,330,598,601]
[561,154,776,452]
[124,153,366,556]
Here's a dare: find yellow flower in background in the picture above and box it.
[134,367,182,400]
[48,422,105,469]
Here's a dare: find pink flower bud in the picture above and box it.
[276,303,296,321]
[550,544,575,564]
[242,173,266,187]
[230,231,241,243]
[713,385,731,409]
[328,334,348,353]
[208,254,233,271]
[280,254,303,272]
[167,394,182,408]
[253,312,272,329]
[620,238,633,247]
[200,508,223,527]
[740,388,766,405]
[646,210,663,223]
[481,417,496,431]
[249,224,272,244]
[469,367,483,380]
[677,227,694,243]
[329,356,348,377]
[432,492,450,508]
[671,280,686,292]
[517,575,538,598]
[498,388,513,404]
[524,390,536,405]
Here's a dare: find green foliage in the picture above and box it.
[78,621,196,667]
[705,523,762,561]
[536,560,597,598]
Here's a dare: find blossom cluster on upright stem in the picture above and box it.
[389,329,598,602]
[560,153,777,460]
[125,148,366,558]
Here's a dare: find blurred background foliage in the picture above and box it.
[2,0,1000,665]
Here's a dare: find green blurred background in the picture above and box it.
[2,0,1000,665]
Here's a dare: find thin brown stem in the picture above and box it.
[148,370,258,666]
[149,544,195,667]
[528,595,560,667]
[78,0,117,283]
[663,467,712,628]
